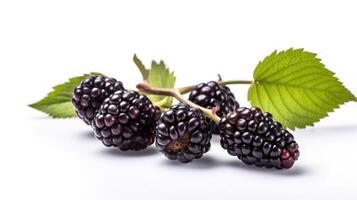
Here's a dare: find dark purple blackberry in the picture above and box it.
[155,104,213,163]
[219,107,300,169]
[189,81,239,117]
[72,76,124,125]
[189,81,239,134]
[92,90,161,151]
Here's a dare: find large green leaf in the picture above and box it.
[248,48,356,129]
[29,72,102,118]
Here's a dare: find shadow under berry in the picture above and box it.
[162,154,310,176]
[78,130,96,140]
[98,146,158,157]
[162,155,219,169]
[224,160,311,177]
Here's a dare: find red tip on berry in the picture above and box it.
[293,150,300,160]
[281,149,291,160]
[281,149,299,169]
[282,157,295,169]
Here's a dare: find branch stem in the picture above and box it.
[178,79,253,94]
[137,83,221,123]
[219,80,253,85]
[137,79,253,123]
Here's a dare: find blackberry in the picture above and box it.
[189,81,239,134]
[189,81,239,117]
[219,107,300,169]
[72,76,124,125]
[155,104,212,163]
[92,90,161,151]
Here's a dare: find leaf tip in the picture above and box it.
[133,54,148,80]
[28,102,38,109]
[348,92,357,102]
[133,54,140,64]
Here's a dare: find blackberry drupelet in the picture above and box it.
[189,81,239,117]
[219,107,300,169]
[155,104,213,163]
[72,76,124,125]
[92,90,161,151]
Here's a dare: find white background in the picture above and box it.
[1,0,357,199]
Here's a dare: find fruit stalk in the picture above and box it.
[178,80,253,94]
[137,82,221,123]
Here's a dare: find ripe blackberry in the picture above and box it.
[92,90,161,151]
[72,76,124,125]
[219,107,300,169]
[155,104,212,163]
[189,81,239,117]
[189,81,239,135]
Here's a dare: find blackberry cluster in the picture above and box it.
[219,107,300,169]
[189,81,239,117]
[92,90,161,151]
[155,104,212,163]
[70,75,301,169]
[72,76,124,125]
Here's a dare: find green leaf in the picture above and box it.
[248,48,356,129]
[133,54,149,80]
[147,60,176,108]
[29,72,102,118]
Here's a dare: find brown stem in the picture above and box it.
[137,82,221,123]
[178,79,253,94]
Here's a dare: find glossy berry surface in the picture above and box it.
[219,107,300,169]
[189,81,239,134]
[92,90,161,151]
[155,104,212,163]
[72,76,124,125]
[189,81,239,117]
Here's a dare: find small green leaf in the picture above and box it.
[133,54,149,80]
[147,60,176,108]
[248,48,356,129]
[29,72,102,118]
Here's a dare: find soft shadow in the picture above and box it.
[314,124,357,132]
[78,130,96,140]
[99,146,158,157]
[299,124,357,136]
[162,156,309,175]
[224,160,310,177]
[162,155,219,169]
[27,115,53,120]
[27,115,76,120]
